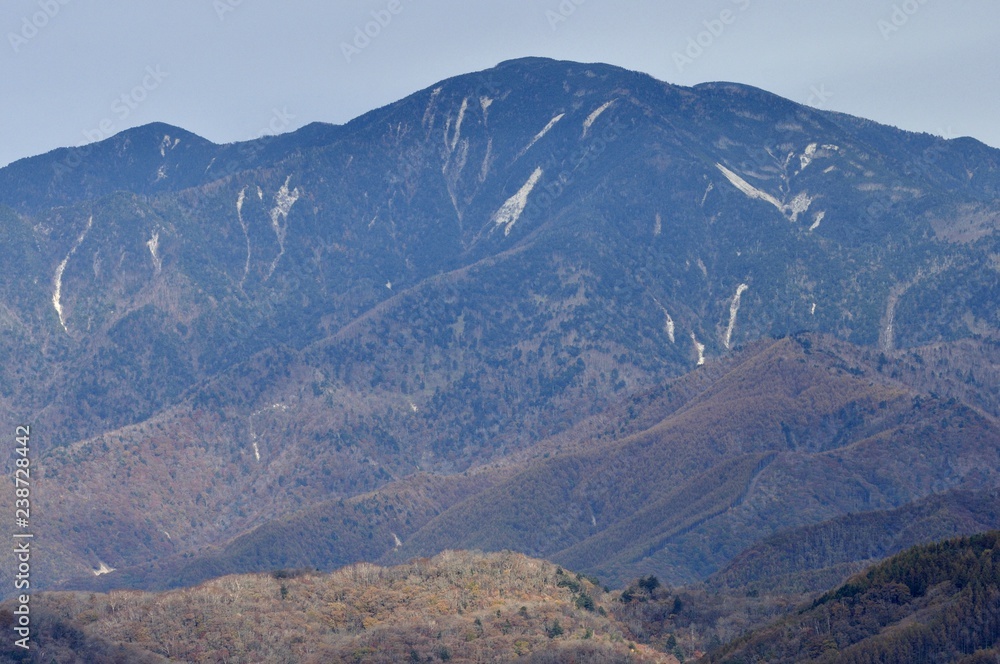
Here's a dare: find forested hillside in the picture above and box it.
[1,552,673,663]
[703,532,1000,663]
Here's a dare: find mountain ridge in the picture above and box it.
[0,57,996,601]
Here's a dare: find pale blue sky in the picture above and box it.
[1,0,997,167]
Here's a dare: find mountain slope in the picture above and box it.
[60,334,1000,596]
[9,552,673,664]
[703,531,1000,663]
[0,57,997,593]
[710,487,1000,595]
[386,335,1000,586]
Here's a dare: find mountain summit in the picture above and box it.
[1,58,997,593]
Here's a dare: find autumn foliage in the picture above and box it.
[6,551,675,663]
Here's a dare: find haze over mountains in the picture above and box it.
[1,56,998,638]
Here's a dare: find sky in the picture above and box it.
[1,0,997,168]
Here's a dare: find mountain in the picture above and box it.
[702,531,1000,663]
[50,333,1000,596]
[1,552,674,663]
[382,335,1000,587]
[1,57,998,596]
[709,487,1000,596]
[0,121,344,216]
[14,533,1000,663]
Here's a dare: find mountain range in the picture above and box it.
[1,57,998,650]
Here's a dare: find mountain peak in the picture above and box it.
[120,121,212,143]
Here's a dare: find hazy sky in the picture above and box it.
[1,0,997,167]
